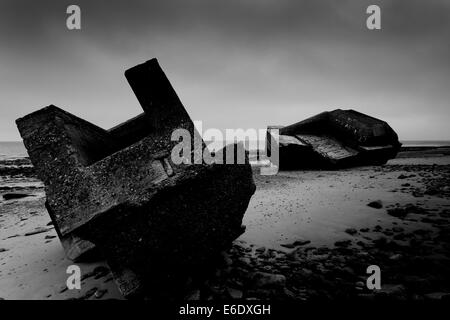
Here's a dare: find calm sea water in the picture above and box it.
[0,140,449,161]
[0,141,28,161]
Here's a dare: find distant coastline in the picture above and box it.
[1,140,450,161]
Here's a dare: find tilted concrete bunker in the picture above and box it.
[267,109,401,169]
[16,58,256,298]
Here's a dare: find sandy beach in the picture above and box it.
[1,147,450,300]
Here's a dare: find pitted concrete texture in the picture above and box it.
[16,58,256,298]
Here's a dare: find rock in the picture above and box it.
[255,246,266,253]
[79,287,97,300]
[93,266,110,279]
[280,240,311,249]
[227,287,243,299]
[334,240,352,247]
[387,208,408,218]
[389,253,402,261]
[345,228,358,235]
[398,174,408,179]
[24,227,52,236]
[424,292,450,300]
[220,251,233,266]
[373,225,383,231]
[376,284,406,298]
[401,183,411,187]
[252,272,286,289]
[393,233,407,241]
[2,193,32,200]
[402,276,432,293]
[45,235,57,239]
[282,288,296,300]
[0,248,9,253]
[367,200,383,209]
[185,289,201,301]
[236,257,251,266]
[94,289,108,299]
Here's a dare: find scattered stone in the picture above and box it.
[94,289,108,299]
[345,228,358,235]
[227,287,243,299]
[24,227,52,236]
[387,208,408,218]
[367,200,383,209]
[78,287,97,300]
[281,240,311,248]
[220,251,233,266]
[424,292,450,300]
[389,254,402,261]
[2,193,32,200]
[252,272,286,289]
[185,289,201,300]
[93,266,110,279]
[376,284,406,298]
[334,240,352,247]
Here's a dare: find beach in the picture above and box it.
[1,143,450,300]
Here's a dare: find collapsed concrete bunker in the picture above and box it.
[267,109,401,169]
[16,58,256,298]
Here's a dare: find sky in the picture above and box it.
[0,0,449,141]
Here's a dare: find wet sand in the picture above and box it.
[1,150,450,300]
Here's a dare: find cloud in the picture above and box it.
[0,0,449,140]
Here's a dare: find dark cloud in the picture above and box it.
[0,0,449,140]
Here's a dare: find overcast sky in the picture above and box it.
[0,0,449,141]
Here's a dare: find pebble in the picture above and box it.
[424,292,450,300]
[367,200,383,209]
[252,272,286,289]
[185,289,201,300]
[345,228,358,235]
[94,289,108,299]
[334,240,352,247]
[227,287,243,299]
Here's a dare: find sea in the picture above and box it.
[0,141,28,161]
[1,140,450,161]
